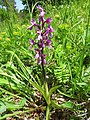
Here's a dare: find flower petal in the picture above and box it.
[30,39,35,45]
[45,18,52,24]
[35,53,40,59]
[37,5,43,12]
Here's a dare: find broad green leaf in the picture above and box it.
[0,68,23,84]
[0,101,6,114]
[51,100,62,108]
[77,83,87,86]
[57,90,74,99]
[0,78,18,90]
[51,100,74,109]
[19,98,26,107]
[0,78,9,85]
[7,51,29,80]
[45,82,50,104]
[5,102,24,110]
[0,87,22,99]
[29,80,47,102]
[49,85,60,97]
[61,101,74,109]
[0,110,30,120]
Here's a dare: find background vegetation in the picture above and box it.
[0,0,90,119]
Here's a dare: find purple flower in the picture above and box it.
[38,59,42,65]
[36,30,42,40]
[42,54,46,58]
[30,19,36,25]
[37,30,42,35]
[48,25,54,33]
[35,53,40,59]
[30,39,35,45]
[40,11,46,17]
[46,39,51,46]
[45,18,52,24]
[48,25,54,37]
[43,59,46,64]
[37,34,42,40]
[37,5,43,12]
[37,5,46,20]
[28,19,36,30]
[28,5,54,65]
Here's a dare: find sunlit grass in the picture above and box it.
[0,0,90,119]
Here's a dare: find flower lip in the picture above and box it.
[37,34,42,40]
[40,11,46,17]
[38,59,42,64]
[34,48,40,53]
[28,19,37,30]
[37,5,44,12]
[48,25,54,32]
[35,53,40,59]
[45,18,52,24]
[46,39,51,46]
[30,19,36,25]
[30,39,35,45]
[28,26,33,30]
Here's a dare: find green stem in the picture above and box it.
[45,82,50,120]
[41,48,46,82]
[84,10,90,46]
[0,110,30,120]
[46,105,50,120]
[26,0,31,20]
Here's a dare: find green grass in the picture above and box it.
[0,0,90,119]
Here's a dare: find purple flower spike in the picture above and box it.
[28,5,54,65]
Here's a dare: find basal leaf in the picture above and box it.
[0,101,6,114]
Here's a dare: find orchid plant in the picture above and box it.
[28,6,59,120]
[28,5,54,82]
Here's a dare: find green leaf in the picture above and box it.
[57,90,74,99]
[0,68,23,84]
[0,101,6,114]
[51,100,74,109]
[0,78,9,85]
[51,100,62,108]
[29,80,47,102]
[0,110,30,120]
[19,98,26,107]
[77,83,87,86]
[5,100,26,111]
[7,51,29,80]
[61,101,74,109]
[45,82,50,104]
[49,85,60,97]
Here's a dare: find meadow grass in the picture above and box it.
[0,0,90,119]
